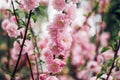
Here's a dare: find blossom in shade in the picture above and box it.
[87,61,101,73]
[39,74,47,80]
[2,19,10,31]
[100,32,110,46]
[6,23,19,38]
[52,0,66,11]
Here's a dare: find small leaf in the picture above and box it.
[115,9,120,13]
[32,15,37,22]
[110,40,116,50]
[97,73,104,78]
[115,57,120,67]
[101,47,110,53]
[6,9,12,13]
[107,59,113,67]
[100,77,106,80]
[101,65,107,73]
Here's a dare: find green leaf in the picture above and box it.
[110,41,116,50]
[101,47,110,53]
[32,15,37,23]
[6,9,12,13]
[100,77,106,80]
[101,65,107,73]
[115,9,120,13]
[115,57,120,69]
[26,34,31,40]
[107,59,113,67]
[97,73,104,78]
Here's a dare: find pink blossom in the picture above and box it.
[53,13,66,29]
[57,32,72,50]
[49,42,63,55]
[11,48,19,60]
[42,48,53,64]
[46,76,59,80]
[12,39,33,56]
[89,77,96,80]
[47,59,65,73]
[48,24,59,41]
[2,19,10,30]
[39,74,47,80]
[39,0,49,6]
[6,23,19,38]
[64,3,77,22]
[100,32,110,46]
[73,31,90,43]
[37,39,48,50]
[52,0,66,11]
[87,61,101,73]
[71,0,78,3]
[77,70,89,79]
[10,16,17,23]
[112,71,120,79]
[18,0,40,11]
[101,50,114,61]
[72,55,85,66]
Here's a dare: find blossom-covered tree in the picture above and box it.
[0,0,120,80]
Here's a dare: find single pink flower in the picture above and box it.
[10,16,17,23]
[2,19,10,31]
[37,39,48,50]
[47,59,65,73]
[52,0,66,11]
[6,23,19,38]
[42,48,53,64]
[87,61,101,73]
[39,74,47,80]
[53,13,66,29]
[100,32,110,46]
[64,3,77,23]
[57,32,72,50]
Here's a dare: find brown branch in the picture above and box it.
[25,53,34,80]
[106,39,120,80]
[11,0,19,26]
[11,10,32,80]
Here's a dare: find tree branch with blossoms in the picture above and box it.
[11,10,32,80]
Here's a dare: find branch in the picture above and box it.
[11,10,32,80]
[25,53,34,80]
[11,0,19,26]
[106,39,120,80]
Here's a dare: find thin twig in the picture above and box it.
[11,10,32,80]
[11,0,19,26]
[106,39,120,80]
[25,53,34,80]
[30,27,43,80]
